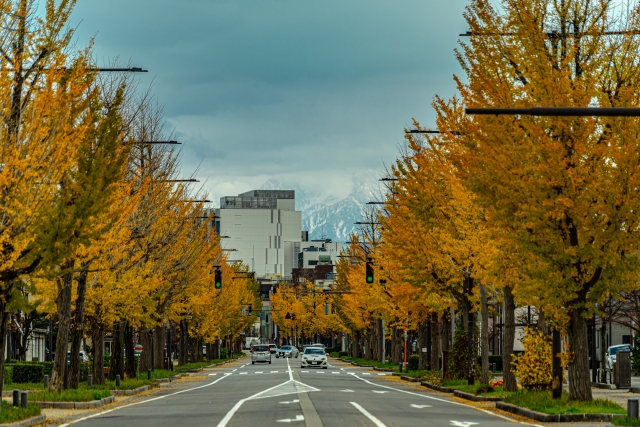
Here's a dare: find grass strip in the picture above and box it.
[612,416,640,426]
[29,388,110,402]
[504,390,625,415]
[0,401,40,423]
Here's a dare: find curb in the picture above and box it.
[420,381,457,393]
[391,373,420,382]
[1,414,46,427]
[154,374,182,384]
[35,395,115,409]
[495,402,624,423]
[453,390,503,402]
[373,367,395,372]
[111,385,150,396]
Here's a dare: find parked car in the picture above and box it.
[251,344,271,365]
[268,343,277,354]
[606,344,632,370]
[276,345,299,358]
[301,347,327,369]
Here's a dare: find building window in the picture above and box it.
[308,260,318,266]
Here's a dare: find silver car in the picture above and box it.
[276,345,299,358]
[251,344,272,364]
[301,347,327,369]
[606,344,632,370]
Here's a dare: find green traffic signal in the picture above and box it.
[365,262,374,284]
[214,269,222,289]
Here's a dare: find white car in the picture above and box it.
[301,347,327,369]
[606,344,632,370]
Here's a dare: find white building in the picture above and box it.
[215,190,302,279]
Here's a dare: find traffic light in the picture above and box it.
[214,269,222,289]
[366,262,374,284]
[248,304,252,316]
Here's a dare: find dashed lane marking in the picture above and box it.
[239,372,248,375]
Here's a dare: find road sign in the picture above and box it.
[134,344,143,352]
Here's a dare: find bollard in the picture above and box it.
[148,369,152,380]
[43,375,49,388]
[116,375,121,387]
[88,374,93,386]
[398,362,403,373]
[20,391,28,408]
[12,389,19,407]
[492,363,496,372]
[629,399,639,419]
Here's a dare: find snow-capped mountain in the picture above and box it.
[260,174,384,242]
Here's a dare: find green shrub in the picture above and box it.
[408,354,420,371]
[12,364,44,384]
[4,365,12,384]
[447,321,480,380]
[220,348,229,359]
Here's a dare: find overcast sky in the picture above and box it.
[71,0,468,203]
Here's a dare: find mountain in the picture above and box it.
[260,174,384,242]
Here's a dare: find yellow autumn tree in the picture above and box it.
[431,0,640,400]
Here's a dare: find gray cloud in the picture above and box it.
[71,0,468,200]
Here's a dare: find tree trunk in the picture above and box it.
[431,315,441,371]
[139,328,152,373]
[418,322,427,370]
[91,325,105,385]
[0,301,11,399]
[567,308,592,400]
[503,286,517,392]
[214,339,220,360]
[179,320,188,365]
[442,311,451,352]
[51,262,74,391]
[353,331,361,358]
[125,322,136,379]
[69,267,89,389]
[153,325,164,369]
[480,283,490,384]
[110,321,125,380]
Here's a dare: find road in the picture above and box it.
[62,354,529,427]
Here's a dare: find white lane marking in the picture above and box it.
[271,371,279,373]
[208,373,217,376]
[316,371,325,374]
[377,373,387,376]
[59,373,232,426]
[451,423,478,427]
[331,372,339,374]
[287,358,293,381]
[362,373,371,375]
[301,370,309,373]
[256,372,264,374]
[239,372,248,375]
[277,415,304,423]
[218,380,292,427]
[410,404,432,409]
[232,369,237,372]
[340,389,354,392]
[349,374,541,426]
[279,399,300,404]
[372,390,387,394]
[350,402,387,427]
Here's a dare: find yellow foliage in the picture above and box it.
[513,328,552,391]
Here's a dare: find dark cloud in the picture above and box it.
[71,0,468,199]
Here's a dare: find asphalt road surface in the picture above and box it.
[62,355,529,427]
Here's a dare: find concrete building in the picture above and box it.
[215,190,302,280]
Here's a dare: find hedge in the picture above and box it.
[408,354,420,371]
[12,364,44,384]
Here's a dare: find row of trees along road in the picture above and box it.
[278,0,640,402]
[0,0,261,397]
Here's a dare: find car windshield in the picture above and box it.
[254,346,269,352]
[305,348,325,355]
[610,346,631,356]
[280,346,291,350]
